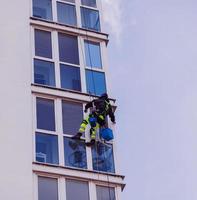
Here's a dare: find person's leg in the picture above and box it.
[86,122,99,146]
[72,118,89,139]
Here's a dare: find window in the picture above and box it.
[85,40,102,68]
[81,7,100,31]
[33,0,52,20]
[64,137,87,169]
[92,143,115,173]
[38,177,58,200]
[57,2,77,26]
[96,186,116,200]
[62,101,83,135]
[34,59,55,86]
[81,0,96,8]
[86,70,106,95]
[60,64,81,91]
[35,29,52,59]
[63,0,75,3]
[66,179,89,200]
[36,98,55,131]
[36,133,59,164]
[58,33,79,65]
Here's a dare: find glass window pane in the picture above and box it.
[57,3,77,26]
[36,133,59,164]
[96,186,116,200]
[63,0,75,2]
[85,41,102,68]
[34,59,55,86]
[64,137,87,169]
[81,0,96,8]
[60,64,81,91]
[86,70,106,95]
[92,142,115,173]
[81,7,100,31]
[36,98,55,131]
[58,33,79,64]
[62,101,83,135]
[33,0,52,20]
[66,179,89,200]
[35,29,52,58]
[38,177,58,200]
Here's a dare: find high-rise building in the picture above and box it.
[0,0,125,199]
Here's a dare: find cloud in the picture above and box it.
[101,0,123,44]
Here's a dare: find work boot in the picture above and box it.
[86,139,95,147]
[72,132,82,140]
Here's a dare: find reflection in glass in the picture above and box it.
[38,177,58,200]
[58,33,79,64]
[36,133,59,164]
[35,29,52,58]
[57,2,77,26]
[36,98,55,131]
[81,0,96,8]
[62,101,83,135]
[81,7,100,31]
[66,179,89,200]
[86,70,106,95]
[92,142,115,173]
[96,185,116,200]
[60,64,81,91]
[33,0,53,20]
[34,59,55,86]
[64,137,87,169]
[85,41,102,68]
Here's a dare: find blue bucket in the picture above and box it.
[100,128,114,141]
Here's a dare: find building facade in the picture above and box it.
[0,0,124,199]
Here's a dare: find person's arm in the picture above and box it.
[108,104,115,123]
[84,101,93,112]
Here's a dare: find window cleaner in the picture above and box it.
[72,93,116,146]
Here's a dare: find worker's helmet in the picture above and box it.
[100,93,108,100]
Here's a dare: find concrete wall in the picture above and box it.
[0,1,33,200]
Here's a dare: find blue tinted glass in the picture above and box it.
[62,101,83,135]
[81,0,96,7]
[35,29,52,58]
[92,143,115,173]
[64,137,87,169]
[57,3,77,26]
[36,133,59,164]
[34,59,55,86]
[36,98,55,131]
[58,33,79,64]
[33,0,52,20]
[81,8,100,31]
[60,64,81,91]
[96,186,116,200]
[86,70,106,95]
[85,41,102,68]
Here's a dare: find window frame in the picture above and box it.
[33,94,116,172]
[34,174,121,200]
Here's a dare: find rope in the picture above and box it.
[79,2,113,199]
[98,1,114,199]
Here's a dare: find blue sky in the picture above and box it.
[102,0,197,199]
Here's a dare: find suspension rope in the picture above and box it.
[78,2,113,199]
